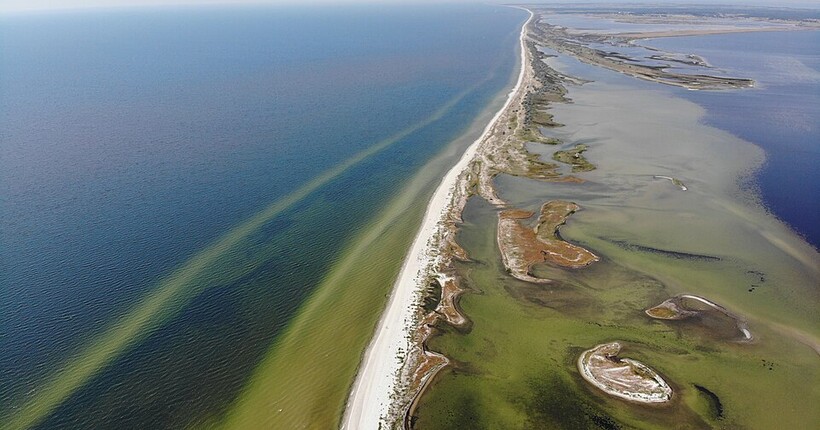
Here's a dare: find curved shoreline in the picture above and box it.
[341,9,533,429]
[578,342,673,404]
[497,201,599,283]
[646,294,753,342]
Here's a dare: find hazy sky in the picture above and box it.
[1,0,325,13]
[2,0,819,13]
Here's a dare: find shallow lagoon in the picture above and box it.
[413,33,818,429]
[644,30,820,248]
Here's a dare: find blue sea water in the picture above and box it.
[0,4,524,427]
[645,31,820,249]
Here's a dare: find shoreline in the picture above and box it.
[345,5,820,428]
[577,342,673,404]
[341,8,533,429]
[529,21,757,90]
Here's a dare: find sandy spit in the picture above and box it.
[340,8,532,429]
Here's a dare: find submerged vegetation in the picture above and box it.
[409,5,819,429]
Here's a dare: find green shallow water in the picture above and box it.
[412,53,819,429]
[1,5,527,429]
[5,99,459,430]
[6,59,524,430]
[214,75,522,428]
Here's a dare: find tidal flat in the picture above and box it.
[411,38,819,429]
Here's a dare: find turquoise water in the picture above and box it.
[0,4,524,427]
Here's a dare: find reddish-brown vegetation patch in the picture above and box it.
[498,201,599,283]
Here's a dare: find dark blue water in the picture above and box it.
[645,31,820,249]
[0,4,524,427]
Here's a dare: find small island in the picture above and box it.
[578,342,673,403]
[497,200,599,283]
[344,5,819,428]
[654,175,688,191]
[646,294,753,341]
[553,144,596,172]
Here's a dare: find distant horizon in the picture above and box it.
[3,0,820,14]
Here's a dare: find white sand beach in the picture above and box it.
[341,9,533,429]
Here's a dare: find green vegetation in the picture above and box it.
[531,110,563,128]
[517,126,560,145]
[553,144,596,172]
[523,153,561,179]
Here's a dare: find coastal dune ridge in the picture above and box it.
[341,8,532,428]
